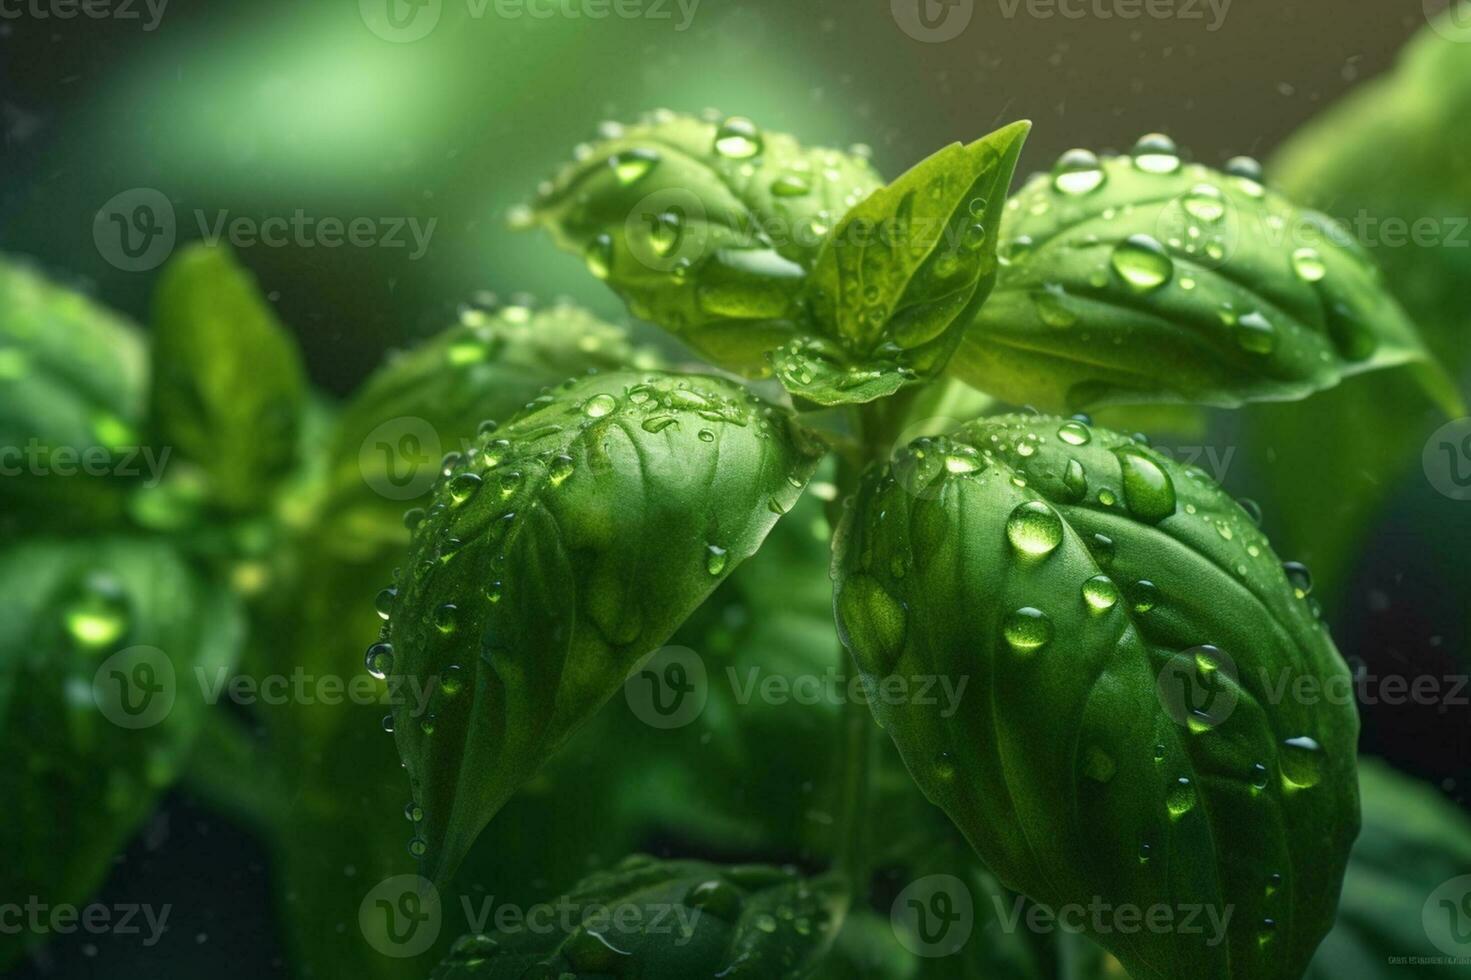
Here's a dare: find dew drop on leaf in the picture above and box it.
[63,572,130,650]
[1006,500,1064,557]
[1280,736,1325,790]
[1003,606,1053,654]
[1131,133,1182,174]
[609,148,659,185]
[1111,234,1174,292]
[364,643,394,680]
[1235,311,1278,354]
[714,116,763,159]
[1051,148,1106,195]
[1115,447,1177,522]
[1082,575,1120,612]
[1292,246,1327,282]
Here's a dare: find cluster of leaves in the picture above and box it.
[4,9,1471,980]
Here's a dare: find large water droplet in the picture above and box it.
[1282,561,1313,599]
[1003,607,1053,654]
[364,643,394,680]
[1166,776,1196,818]
[1280,735,1324,790]
[705,544,729,576]
[1082,575,1120,612]
[1131,133,1181,174]
[1182,183,1227,223]
[1115,447,1177,522]
[447,472,482,505]
[582,393,618,418]
[1057,420,1092,446]
[1234,310,1277,354]
[1006,500,1064,557]
[1052,148,1106,195]
[584,234,613,280]
[610,148,659,185]
[1291,247,1327,282]
[714,116,763,159]
[1111,234,1174,292]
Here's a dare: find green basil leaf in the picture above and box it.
[833,413,1360,980]
[951,146,1460,415]
[527,112,883,374]
[386,370,824,883]
[148,244,307,512]
[776,122,1030,407]
[321,300,659,558]
[1308,759,1471,979]
[431,857,845,979]
[0,256,149,534]
[0,537,243,969]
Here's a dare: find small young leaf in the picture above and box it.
[386,370,824,884]
[0,257,149,533]
[0,538,243,970]
[431,858,845,979]
[527,112,883,374]
[952,149,1460,414]
[149,244,307,511]
[833,414,1360,980]
[778,122,1029,406]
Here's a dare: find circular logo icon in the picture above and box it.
[1424,417,1471,501]
[1426,0,1471,42]
[622,188,711,274]
[891,874,974,957]
[1157,645,1239,731]
[360,416,443,501]
[624,645,707,729]
[360,0,442,43]
[360,875,442,958]
[891,0,974,42]
[92,645,176,729]
[94,188,176,273]
[1424,874,1471,959]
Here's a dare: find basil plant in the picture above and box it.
[363,111,1455,980]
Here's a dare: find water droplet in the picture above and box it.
[1182,183,1227,223]
[610,148,659,185]
[933,752,957,781]
[714,116,763,158]
[1003,607,1053,653]
[447,472,482,505]
[1061,458,1088,501]
[548,454,575,486]
[1057,420,1091,446]
[433,604,458,634]
[641,415,677,433]
[1131,133,1181,174]
[1006,501,1064,557]
[583,393,618,418]
[381,714,396,734]
[1115,447,1177,522]
[1250,762,1270,793]
[698,429,716,443]
[1131,580,1160,613]
[1166,776,1196,818]
[1224,155,1264,182]
[1235,310,1277,354]
[584,234,613,279]
[1111,234,1174,292]
[1138,841,1153,864]
[1292,246,1327,282]
[1090,533,1115,565]
[440,664,464,697]
[364,643,394,680]
[1035,286,1078,328]
[684,879,743,921]
[1280,735,1324,790]
[945,447,982,474]
[1282,561,1313,599]
[771,173,811,197]
[706,544,729,576]
[408,837,427,857]
[1052,148,1106,195]
[1082,575,1120,612]
[63,572,130,649]
[404,801,423,823]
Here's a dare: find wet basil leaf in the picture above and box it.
[0,537,243,969]
[527,112,883,374]
[386,370,824,883]
[321,300,658,558]
[775,122,1030,407]
[833,413,1360,980]
[951,148,1459,415]
[431,857,844,979]
[148,244,307,512]
[1308,759,1471,979]
[0,257,150,534]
